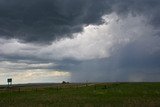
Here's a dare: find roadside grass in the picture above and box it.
[0,82,160,107]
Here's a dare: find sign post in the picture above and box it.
[7,78,12,87]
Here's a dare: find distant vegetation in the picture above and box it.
[0,82,160,107]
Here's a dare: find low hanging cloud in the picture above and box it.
[0,68,71,84]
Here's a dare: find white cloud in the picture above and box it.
[0,69,71,84]
[0,13,154,61]
[38,13,154,60]
[0,38,39,56]
[0,61,56,69]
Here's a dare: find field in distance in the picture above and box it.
[0,82,160,107]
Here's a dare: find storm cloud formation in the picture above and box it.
[0,0,160,43]
[0,0,160,84]
[0,0,113,43]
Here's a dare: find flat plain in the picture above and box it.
[0,82,160,107]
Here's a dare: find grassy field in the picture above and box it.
[0,82,160,107]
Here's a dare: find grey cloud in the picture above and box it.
[0,0,160,43]
[112,0,160,29]
[68,50,160,82]
[56,35,160,82]
[0,0,112,43]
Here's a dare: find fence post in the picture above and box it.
[94,85,96,90]
[57,86,58,92]
[19,88,20,92]
[104,85,107,89]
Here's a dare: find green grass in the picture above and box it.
[0,83,160,107]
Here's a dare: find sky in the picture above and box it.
[0,0,160,84]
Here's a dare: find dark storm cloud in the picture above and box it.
[0,0,160,43]
[0,0,113,43]
[112,0,160,29]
